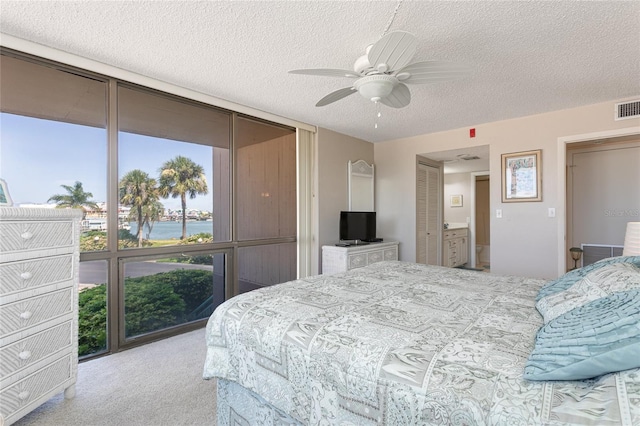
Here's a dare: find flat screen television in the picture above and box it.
[339,211,377,242]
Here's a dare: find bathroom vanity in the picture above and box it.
[443,227,468,268]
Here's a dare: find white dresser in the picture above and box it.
[322,241,399,275]
[0,207,82,425]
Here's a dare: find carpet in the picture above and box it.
[14,328,216,426]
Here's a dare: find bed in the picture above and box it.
[203,258,640,425]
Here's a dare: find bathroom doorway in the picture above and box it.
[473,173,490,270]
[419,145,490,269]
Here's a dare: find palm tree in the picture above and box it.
[48,181,100,219]
[141,200,164,240]
[119,170,159,247]
[158,156,208,240]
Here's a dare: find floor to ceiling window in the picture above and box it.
[0,49,298,359]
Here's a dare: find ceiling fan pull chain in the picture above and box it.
[381,0,404,38]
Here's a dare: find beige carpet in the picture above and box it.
[14,328,216,426]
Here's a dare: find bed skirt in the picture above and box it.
[217,379,302,425]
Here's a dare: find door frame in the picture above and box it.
[469,171,489,268]
[556,126,640,276]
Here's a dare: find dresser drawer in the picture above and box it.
[0,321,73,378]
[348,253,367,269]
[0,354,73,422]
[0,221,74,253]
[0,288,73,338]
[0,255,74,297]
[366,250,383,264]
[383,247,398,261]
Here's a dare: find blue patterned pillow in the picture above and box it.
[536,256,640,302]
[536,262,640,323]
[524,288,640,381]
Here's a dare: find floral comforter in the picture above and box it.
[203,261,640,425]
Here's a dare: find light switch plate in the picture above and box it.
[496,209,502,218]
[548,208,556,218]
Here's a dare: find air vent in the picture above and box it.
[457,154,480,161]
[615,100,640,120]
[581,244,624,267]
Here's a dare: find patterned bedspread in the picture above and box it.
[203,261,640,425]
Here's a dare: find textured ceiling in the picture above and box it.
[1,1,639,144]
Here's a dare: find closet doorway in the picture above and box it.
[566,136,640,268]
[416,157,443,265]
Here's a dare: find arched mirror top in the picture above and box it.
[348,160,375,211]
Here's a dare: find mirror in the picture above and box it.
[348,160,374,211]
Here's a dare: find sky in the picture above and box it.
[1,113,214,211]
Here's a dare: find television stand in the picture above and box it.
[322,241,399,274]
[335,240,370,247]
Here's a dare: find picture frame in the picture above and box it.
[501,149,542,202]
[450,194,463,207]
[0,178,13,206]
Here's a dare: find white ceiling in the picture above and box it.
[1,1,639,144]
[422,145,490,174]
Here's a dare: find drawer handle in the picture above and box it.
[21,272,33,280]
[21,231,34,240]
[19,350,32,360]
[20,311,33,320]
[18,391,30,400]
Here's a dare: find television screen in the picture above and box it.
[340,211,376,242]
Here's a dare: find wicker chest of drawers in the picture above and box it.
[0,207,82,425]
[322,241,399,275]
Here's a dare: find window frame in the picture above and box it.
[1,48,308,360]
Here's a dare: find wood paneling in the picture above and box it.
[236,133,296,240]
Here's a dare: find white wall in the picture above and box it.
[374,98,640,279]
[316,127,373,272]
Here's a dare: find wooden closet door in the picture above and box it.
[417,163,441,265]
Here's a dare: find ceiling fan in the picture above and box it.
[289,31,468,109]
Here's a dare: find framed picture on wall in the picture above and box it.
[450,194,463,207]
[501,149,542,202]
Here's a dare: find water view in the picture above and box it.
[130,220,213,240]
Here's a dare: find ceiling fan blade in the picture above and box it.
[396,61,469,84]
[316,87,357,107]
[379,83,411,108]
[289,68,360,78]
[367,31,417,72]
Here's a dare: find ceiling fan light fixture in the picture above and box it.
[289,30,468,109]
[353,54,371,74]
[354,75,397,102]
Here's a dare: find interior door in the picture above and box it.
[417,161,442,265]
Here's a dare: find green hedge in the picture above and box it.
[78,269,214,357]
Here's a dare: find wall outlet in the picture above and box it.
[496,209,502,218]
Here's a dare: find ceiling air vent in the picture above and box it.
[457,154,480,161]
[615,100,640,121]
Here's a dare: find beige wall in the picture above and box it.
[444,173,472,226]
[316,127,373,271]
[374,98,640,279]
